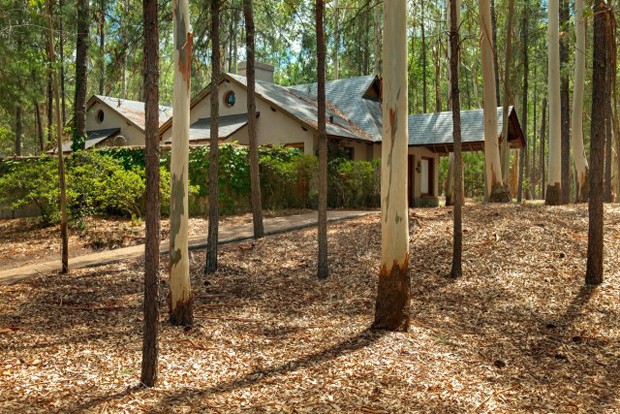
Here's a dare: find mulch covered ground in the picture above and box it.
[1,203,619,413]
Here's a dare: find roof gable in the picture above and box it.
[87,95,173,133]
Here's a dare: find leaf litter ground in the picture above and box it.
[1,203,619,413]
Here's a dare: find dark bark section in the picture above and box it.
[206,0,220,274]
[545,182,562,205]
[518,2,529,202]
[140,0,160,388]
[560,0,570,204]
[47,74,53,145]
[449,0,462,279]
[35,101,44,151]
[73,0,90,147]
[15,107,22,156]
[373,257,411,332]
[586,0,607,286]
[244,0,264,239]
[489,183,511,203]
[604,11,614,203]
[317,0,328,279]
[169,297,193,326]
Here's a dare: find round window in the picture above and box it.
[96,109,105,123]
[224,90,236,107]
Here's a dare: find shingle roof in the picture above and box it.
[92,96,173,131]
[226,74,373,141]
[164,113,253,143]
[49,128,120,154]
[288,76,382,142]
[408,107,521,147]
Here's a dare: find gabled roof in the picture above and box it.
[164,113,257,144]
[288,76,383,142]
[87,95,173,132]
[408,107,526,152]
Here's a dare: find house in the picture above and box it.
[159,62,525,207]
[52,95,173,153]
[70,62,525,207]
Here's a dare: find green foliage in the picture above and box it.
[332,159,381,208]
[0,158,60,225]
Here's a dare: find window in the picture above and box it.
[224,90,236,107]
[96,110,105,123]
[420,157,434,196]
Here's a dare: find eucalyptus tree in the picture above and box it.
[373,0,410,331]
[560,0,570,204]
[546,0,562,205]
[572,0,588,202]
[169,0,193,325]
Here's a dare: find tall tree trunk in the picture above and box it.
[15,107,22,156]
[244,0,264,239]
[541,98,547,199]
[532,75,538,199]
[170,0,193,325]
[373,0,410,331]
[491,0,500,106]
[317,0,329,280]
[446,153,455,206]
[586,0,608,286]
[47,73,53,144]
[546,0,562,205]
[59,0,66,125]
[449,0,463,279]
[206,0,221,275]
[518,2,529,202]
[47,0,69,274]
[74,0,89,148]
[421,3,427,113]
[333,0,339,80]
[99,0,106,95]
[373,0,382,75]
[479,0,509,201]
[500,0,516,185]
[141,0,160,387]
[35,101,44,151]
[560,0,570,204]
[604,11,615,203]
[434,41,441,112]
[572,0,589,202]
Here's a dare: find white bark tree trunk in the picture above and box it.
[546,0,562,204]
[373,0,410,332]
[169,0,193,326]
[479,0,508,201]
[572,0,589,202]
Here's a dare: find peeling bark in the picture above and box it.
[373,257,411,331]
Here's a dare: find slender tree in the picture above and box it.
[206,0,221,274]
[333,0,339,80]
[317,0,329,280]
[541,98,547,199]
[59,0,66,125]
[572,0,589,202]
[449,0,463,279]
[586,0,608,285]
[480,0,509,201]
[46,0,68,274]
[373,0,410,331]
[169,0,193,325]
[244,0,264,239]
[73,0,89,149]
[559,0,571,204]
[604,10,615,203]
[546,0,562,205]
[98,0,106,95]
[518,1,529,203]
[141,0,160,387]
[500,0,515,182]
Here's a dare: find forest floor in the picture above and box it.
[1,203,620,413]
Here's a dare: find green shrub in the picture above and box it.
[0,158,60,225]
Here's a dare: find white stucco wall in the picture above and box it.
[408,147,440,200]
[86,102,145,146]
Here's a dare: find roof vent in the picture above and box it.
[329,115,334,123]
